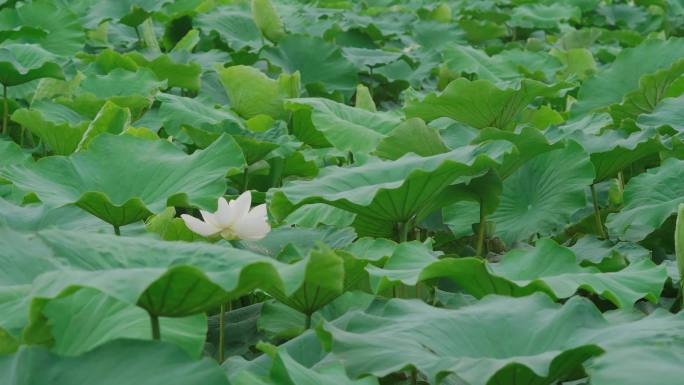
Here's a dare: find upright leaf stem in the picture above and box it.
[590,184,608,239]
[475,198,486,257]
[2,84,8,136]
[218,303,226,363]
[150,314,161,340]
[113,225,121,236]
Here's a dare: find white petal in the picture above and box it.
[233,210,271,240]
[181,214,221,237]
[200,210,220,227]
[247,203,267,219]
[228,191,252,223]
[214,197,235,227]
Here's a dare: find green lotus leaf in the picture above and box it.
[0,226,329,342]
[216,65,300,120]
[0,43,64,86]
[458,19,508,43]
[587,343,684,385]
[125,52,202,91]
[269,141,514,238]
[373,118,449,160]
[42,288,207,357]
[317,293,684,385]
[262,34,358,96]
[0,134,244,226]
[0,339,229,385]
[442,46,562,83]
[284,204,356,228]
[235,226,356,261]
[156,93,243,137]
[404,78,568,129]
[234,349,379,385]
[0,198,110,232]
[572,38,684,117]
[546,119,663,182]
[83,0,174,28]
[67,68,166,118]
[509,3,581,29]
[10,100,89,155]
[551,48,597,80]
[0,1,85,56]
[195,6,263,51]
[251,0,286,43]
[609,59,684,122]
[636,94,684,134]
[607,157,684,241]
[366,238,665,307]
[145,207,205,242]
[341,47,402,70]
[489,142,595,244]
[285,97,400,153]
[77,100,132,151]
[0,137,30,170]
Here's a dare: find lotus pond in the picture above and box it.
[1,0,684,384]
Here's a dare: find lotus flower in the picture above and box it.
[181,192,271,240]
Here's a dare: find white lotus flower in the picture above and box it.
[181,191,271,240]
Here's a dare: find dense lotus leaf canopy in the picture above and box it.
[1,0,683,383]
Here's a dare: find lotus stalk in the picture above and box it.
[2,84,7,136]
[181,191,271,241]
[675,204,684,306]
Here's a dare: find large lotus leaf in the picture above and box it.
[607,157,684,241]
[572,38,684,117]
[0,198,110,232]
[636,94,684,134]
[545,120,663,182]
[61,68,166,119]
[10,100,89,155]
[0,138,30,170]
[442,46,562,84]
[42,288,207,357]
[234,349,378,385]
[195,6,263,51]
[83,0,173,28]
[587,343,684,385]
[156,93,243,136]
[262,34,358,96]
[341,47,402,70]
[509,3,581,29]
[235,226,356,261]
[0,134,244,226]
[0,1,85,56]
[0,227,318,333]
[317,294,684,385]
[285,98,400,153]
[489,142,595,244]
[77,101,132,150]
[216,65,300,120]
[0,44,64,86]
[265,246,367,318]
[269,141,514,238]
[126,52,202,91]
[284,204,356,228]
[365,238,665,307]
[0,339,229,385]
[610,59,684,121]
[404,78,567,129]
[373,118,449,160]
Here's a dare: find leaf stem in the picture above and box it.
[475,198,486,257]
[113,225,120,236]
[305,313,312,329]
[218,303,226,363]
[590,184,608,239]
[2,84,8,136]
[150,314,161,340]
[410,368,417,385]
[398,221,411,243]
